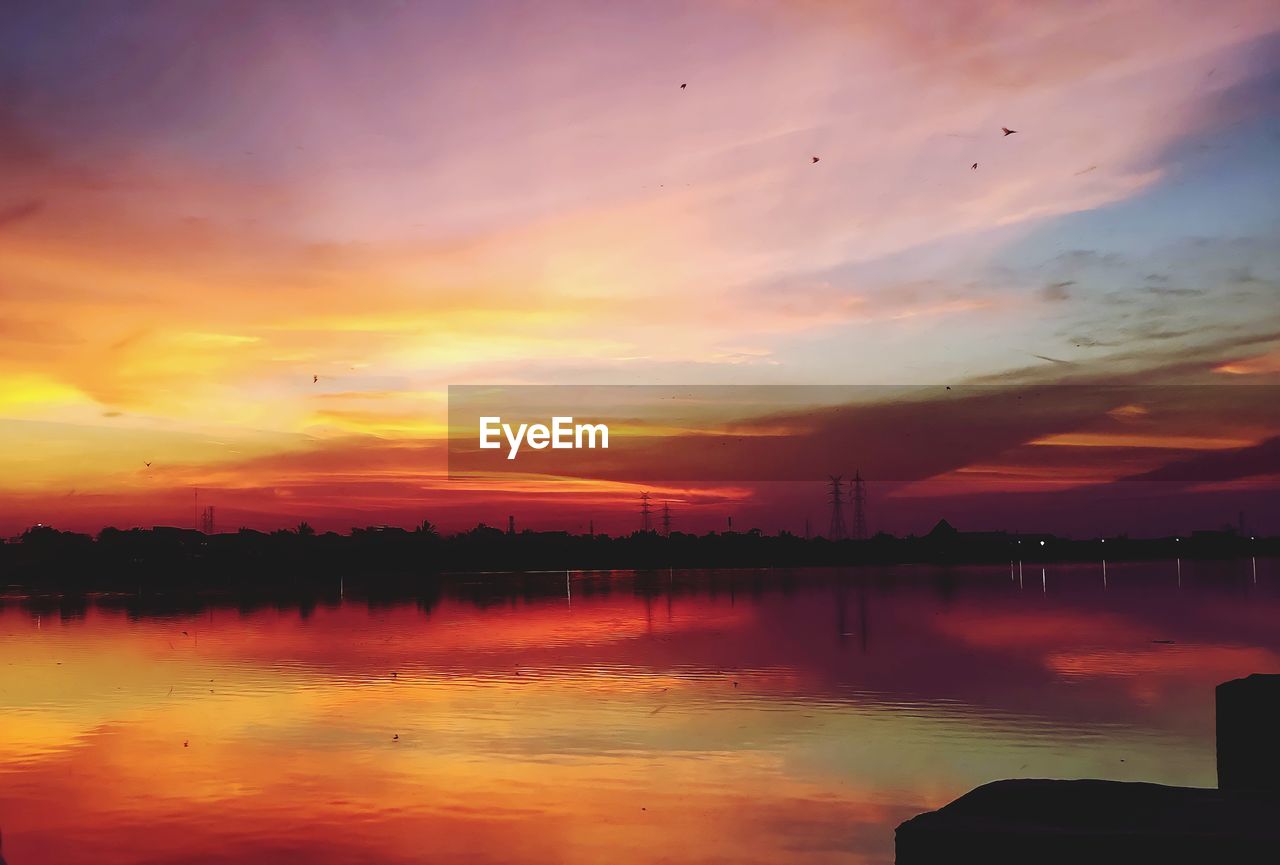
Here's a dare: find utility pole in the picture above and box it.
[828,476,847,540]
[640,491,652,532]
[850,470,867,540]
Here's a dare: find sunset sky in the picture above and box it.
[2,0,1278,535]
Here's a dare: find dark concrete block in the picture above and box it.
[1218,674,1280,793]
[895,779,1279,864]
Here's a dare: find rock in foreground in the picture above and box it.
[896,778,1279,864]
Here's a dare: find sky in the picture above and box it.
[1,0,1278,536]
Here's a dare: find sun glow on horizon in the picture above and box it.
[2,0,1278,533]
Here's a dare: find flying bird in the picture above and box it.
[1001,127,1017,136]
[811,156,820,164]
[313,374,318,383]
[680,83,686,89]
[144,462,151,467]
[971,162,978,169]
[1032,353,1074,366]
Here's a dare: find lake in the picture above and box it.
[2,559,1277,864]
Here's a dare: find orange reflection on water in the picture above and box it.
[2,562,1278,864]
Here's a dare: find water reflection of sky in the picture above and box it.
[2,560,1277,864]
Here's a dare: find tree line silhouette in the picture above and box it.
[1,519,1272,593]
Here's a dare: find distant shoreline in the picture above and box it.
[2,522,1274,593]
[3,557,1273,618]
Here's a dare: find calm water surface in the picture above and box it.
[2,560,1278,864]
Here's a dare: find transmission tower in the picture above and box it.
[827,476,847,540]
[850,470,867,540]
[661,501,672,536]
[200,505,215,534]
[640,491,652,532]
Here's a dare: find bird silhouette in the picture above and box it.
[144,461,151,467]
[1002,127,1017,136]
[680,83,686,89]
[971,162,978,169]
[312,374,318,383]
[392,734,399,741]
[811,156,820,164]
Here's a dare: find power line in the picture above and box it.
[850,469,867,540]
[828,475,847,540]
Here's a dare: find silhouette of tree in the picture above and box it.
[0,520,1269,593]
